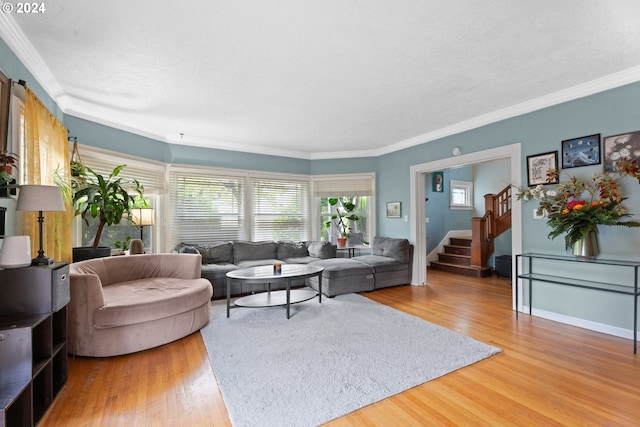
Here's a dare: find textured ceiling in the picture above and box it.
[3,1,640,159]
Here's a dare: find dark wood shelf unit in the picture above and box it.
[0,263,69,427]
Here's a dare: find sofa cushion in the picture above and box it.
[201,263,238,283]
[307,241,335,259]
[175,243,203,255]
[94,277,212,328]
[277,241,309,259]
[282,256,320,265]
[236,259,281,269]
[372,237,410,263]
[201,241,234,264]
[354,255,407,272]
[310,258,373,279]
[233,241,277,263]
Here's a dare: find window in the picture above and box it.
[169,171,245,245]
[251,178,310,241]
[319,196,369,243]
[450,180,473,210]
[78,146,165,250]
[313,174,375,244]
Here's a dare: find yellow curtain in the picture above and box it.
[22,88,72,263]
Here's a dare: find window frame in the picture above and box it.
[449,180,474,210]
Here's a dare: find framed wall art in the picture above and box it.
[526,151,558,186]
[603,131,640,172]
[561,134,601,169]
[386,202,401,218]
[432,171,444,192]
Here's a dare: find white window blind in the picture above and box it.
[79,147,165,194]
[250,177,310,241]
[313,174,374,197]
[169,171,246,246]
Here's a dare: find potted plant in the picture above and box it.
[325,197,367,247]
[0,150,18,174]
[72,164,144,262]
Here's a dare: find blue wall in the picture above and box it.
[4,33,640,334]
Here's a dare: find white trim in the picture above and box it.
[526,307,637,341]
[3,12,640,160]
[410,143,522,311]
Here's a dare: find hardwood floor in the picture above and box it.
[40,270,640,426]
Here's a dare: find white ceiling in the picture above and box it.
[2,1,640,159]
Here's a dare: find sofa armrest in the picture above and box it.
[68,273,106,355]
[156,253,203,279]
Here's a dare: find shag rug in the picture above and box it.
[201,292,501,427]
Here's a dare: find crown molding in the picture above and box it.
[0,13,65,101]
[376,66,640,157]
[3,14,640,160]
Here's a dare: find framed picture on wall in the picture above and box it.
[386,202,401,218]
[603,131,640,172]
[432,171,444,192]
[561,134,601,169]
[526,151,558,186]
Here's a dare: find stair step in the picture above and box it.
[437,253,470,266]
[429,261,493,278]
[449,237,472,247]
[444,245,471,256]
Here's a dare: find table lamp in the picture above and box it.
[130,208,154,241]
[16,185,65,266]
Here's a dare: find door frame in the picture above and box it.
[409,143,522,309]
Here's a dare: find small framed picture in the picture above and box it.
[526,151,558,186]
[386,202,401,218]
[603,131,640,172]
[561,134,601,169]
[432,171,444,192]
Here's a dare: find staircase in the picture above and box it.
[430,185,512,278]
[430,237,493,277]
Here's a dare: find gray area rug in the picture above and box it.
[201,292,501,427]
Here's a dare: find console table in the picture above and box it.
[515,253,640,353]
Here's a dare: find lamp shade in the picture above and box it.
[16,185,65,212]
[0,235,31,268]
[131,208,155,226]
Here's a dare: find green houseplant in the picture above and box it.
[325,197,367,247]
[72,164,144,260]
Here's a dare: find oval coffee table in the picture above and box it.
[226,264,324,319]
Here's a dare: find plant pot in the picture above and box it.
[572,230,600,260]
[337,237,347,247]
[0,165,12,174]
[72,246,112,263]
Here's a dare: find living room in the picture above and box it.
[2,2,640,425]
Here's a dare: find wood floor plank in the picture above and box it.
[40,269,640,426]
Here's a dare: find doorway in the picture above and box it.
[409,143,523,309]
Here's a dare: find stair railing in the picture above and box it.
[470,185,512,267]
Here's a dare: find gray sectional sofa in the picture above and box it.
[174,237,413,298]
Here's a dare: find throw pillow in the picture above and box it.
[307,241,334,259]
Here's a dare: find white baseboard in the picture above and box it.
[523,306,636,340]
[427,229,472,264]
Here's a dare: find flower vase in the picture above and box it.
[572,230,600,260]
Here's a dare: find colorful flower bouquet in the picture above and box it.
[516,158,640,250]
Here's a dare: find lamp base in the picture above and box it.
[31,256,54,266]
